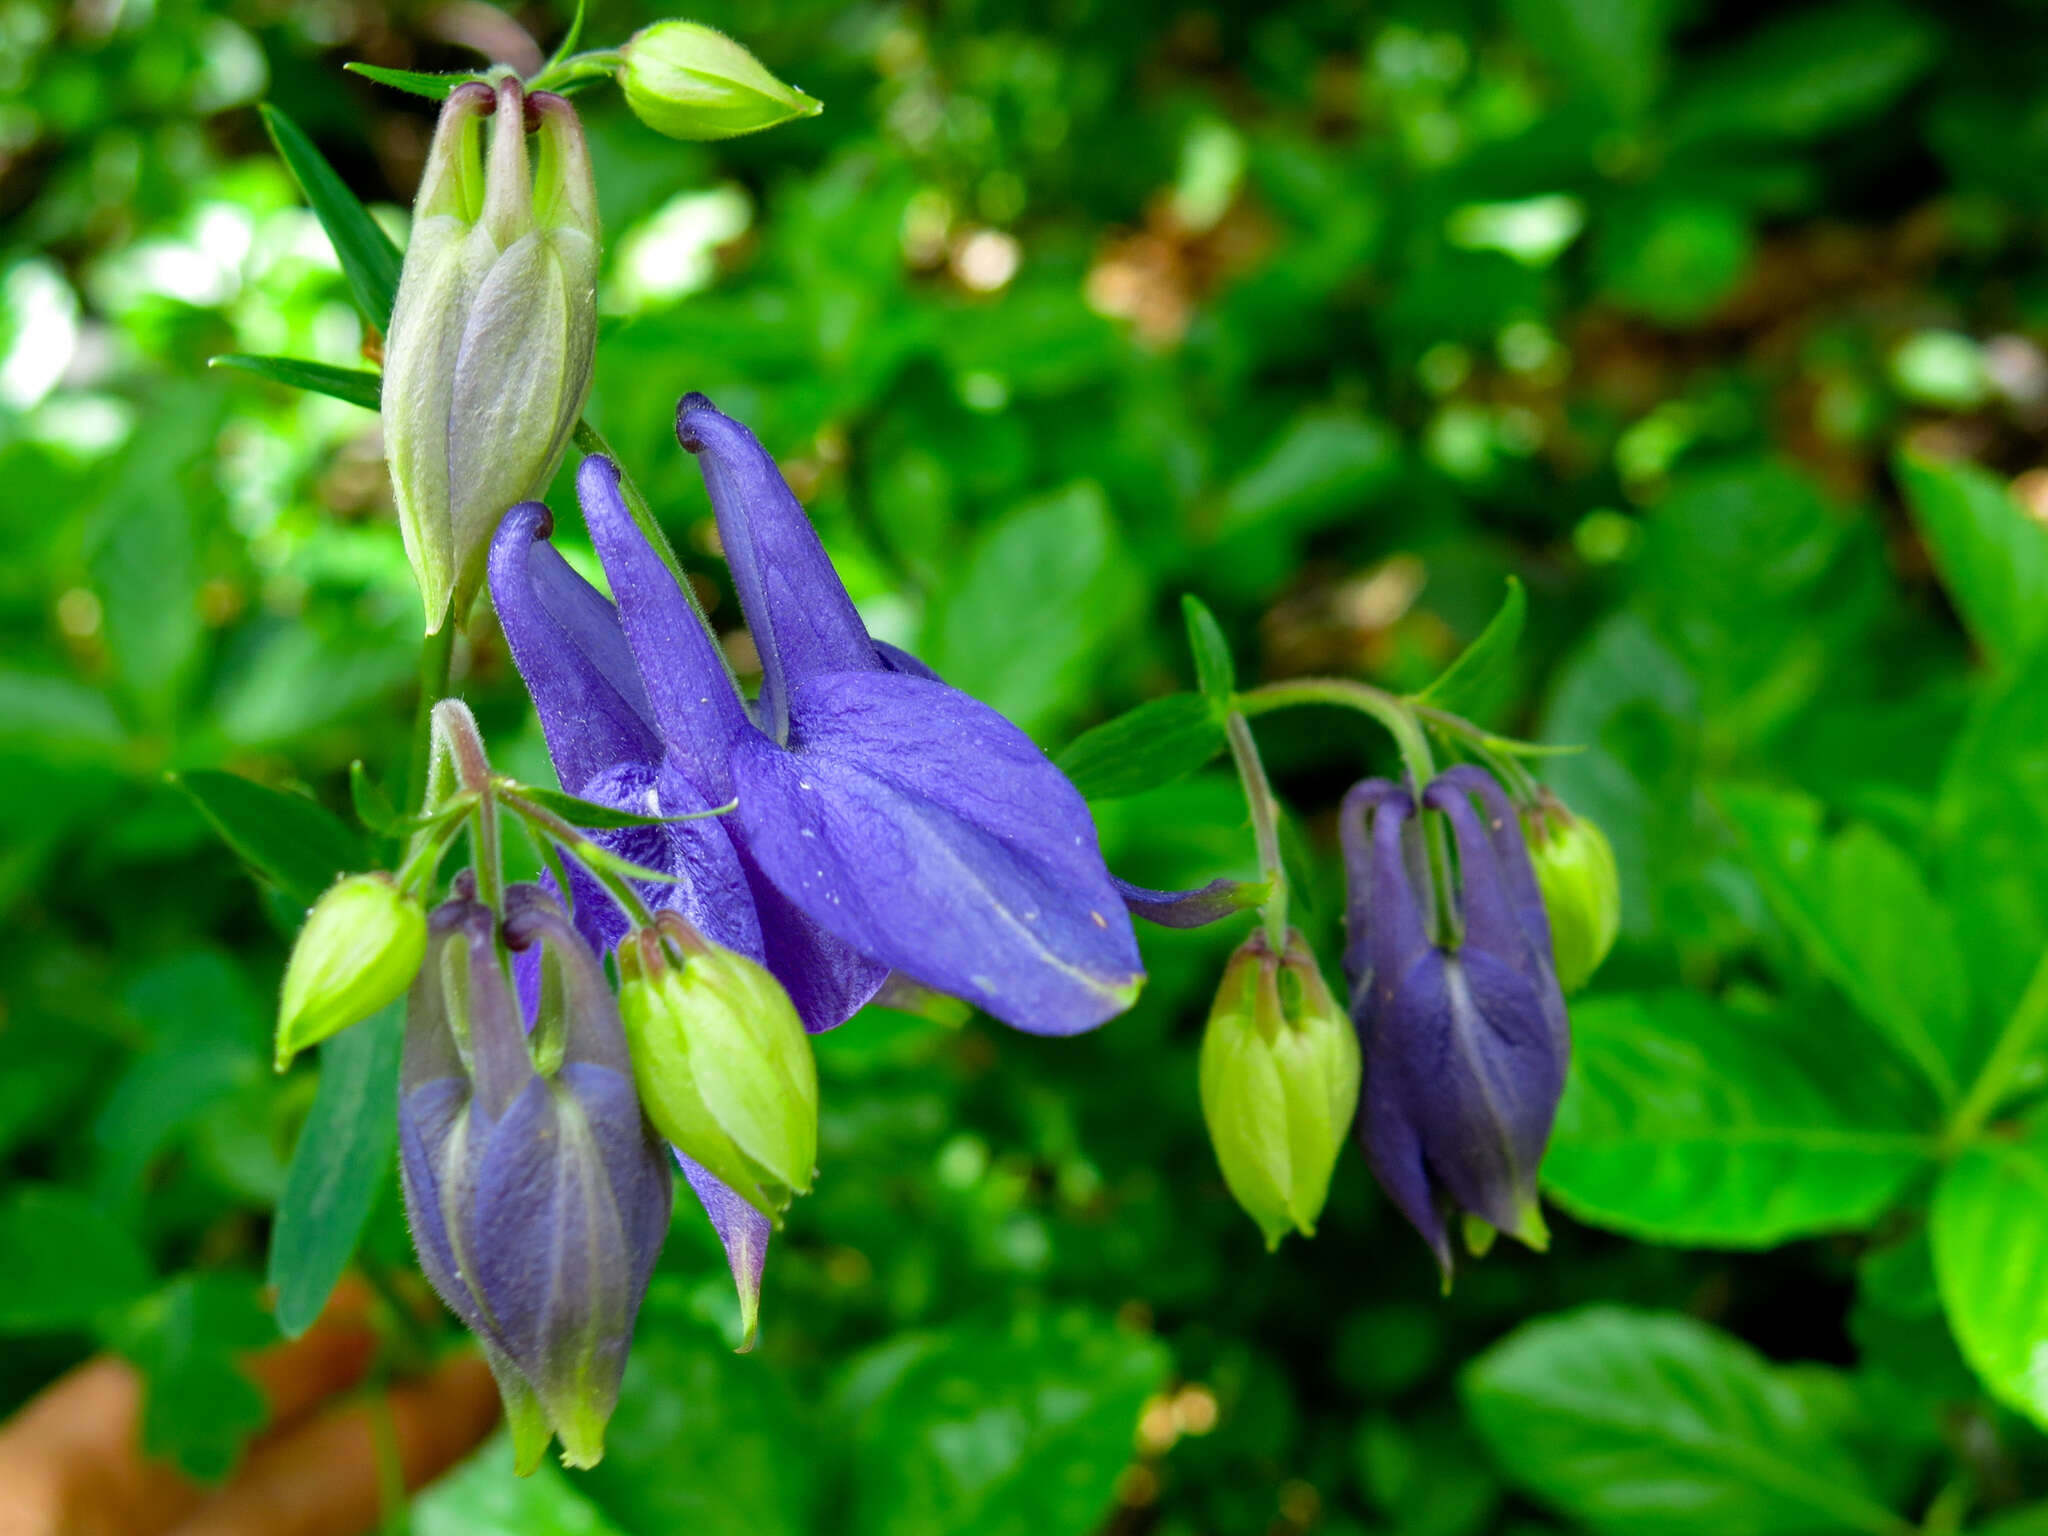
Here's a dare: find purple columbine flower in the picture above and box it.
[398,880,672,1472]
[1339,764,1569,1276]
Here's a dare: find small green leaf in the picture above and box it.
[1896,451,2048,673]
[269,1003,403,1337]
[511,783,740,830]
[1933,1115,2048,1432]
[1415,576,1525,715]
[260,104,402,329]
[1545,992,1935,1246]
[0,1185,155,1332]
[175,769,366,909]
[416,1432,632,1536]
[1720,784,1971,1104]
[349,759,401,836]
[542,0,587,79]
[209,353,381,410]
[342,62,474,100]
[116,1274,274,1481]
[1466,1306,1902,1536]
[1181,593,1236,704]
[1056,693,1226,801]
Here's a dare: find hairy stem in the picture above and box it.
[1223,711,1288,949]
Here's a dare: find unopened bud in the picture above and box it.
[1199,929,1360,1250]
[619,22,823,141]
[617,914,818,1223]
[382,79,598,632]
[276,873,425,1069]
[1524,793,1619,993]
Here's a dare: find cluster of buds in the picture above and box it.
[382,77,598,633]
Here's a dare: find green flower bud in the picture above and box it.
[1525,793,1620,994]
[1198,929,1361,1250]
[619,22,823,141]
[615,913,818,1222]
[276,873,427,1069]
[382,78,599,633]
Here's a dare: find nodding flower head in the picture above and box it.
[382,78,598,632]
[397,881,671,1473]
[1340,766,1568,1278]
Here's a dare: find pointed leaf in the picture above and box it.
[1181,593,1236,704]
[269,1002,403,1338]
[1415,576,1525,714]
[260,104,402,329]
[1896,451,2048,672]
[343,62,475,100]
[175,769,366,909]
[512,782,739,830]
[210,353,381,409]
[1056,693,1225,801]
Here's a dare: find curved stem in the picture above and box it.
[500,791,660,930]
[1223,711,1288,949]
[1237,677,1438,790]
[405,608,457,817]
[1945,947,2048,1153]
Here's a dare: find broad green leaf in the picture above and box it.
[1507,0,1670,117]
[578,1293,813,1536]
[1719,784,1970,1103]
[1932,1116,2048,1432]
[0,668,126,760]
[1934,643,2048,1024]
[1596,198,1753,326]
[268,1002,402,1338]
[1056,693,1225,801]
[209,353,381,410]
[1465,1306,1902,1536]
[1976,1504,2048,1536]
[342,62,472,99]
[416,1433,630,1535]
[115,1273,273,1481]
[844,1308,1168,1536]
[1216,408,1400,539]
[260,104,402,328]
[1415,576,1525,715]
[0,1185,155,1331]
[1670,0,1936,144]
[1545,993,1934,1246]
[175,769,366,909]
[1180,593,1236,704]
[1896,452,2048,673]
[929,483,1147,738]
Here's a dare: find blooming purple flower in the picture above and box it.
[1339,765,1569,1275]
[398,880,672,1472]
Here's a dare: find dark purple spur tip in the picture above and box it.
[675,393,721,453]
[499,499,554,543]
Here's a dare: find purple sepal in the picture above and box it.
[1114,874,1266,929]
[678,1152,771,1351]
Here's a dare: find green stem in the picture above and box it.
[405,608,457,816]
[1222,711,1288,949]
[1945,947,2048,1153]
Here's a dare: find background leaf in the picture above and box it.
[1055,694,1224,801]
[175,769,366,908]
[259,104,401,328]
[1896,452,2048,672]
[1932,1117,2048,1432]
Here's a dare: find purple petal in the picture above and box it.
[732,669,1144,1034]
[489,500,661,797]
[678,1152,770,1350]
[1114,874,1264,929]
[676,395,880,743]
[578,454,750,800]
[1357,1043,1452,1276]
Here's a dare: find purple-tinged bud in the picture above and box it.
[398,883,671,1473]
[1522,791,1619,994]
[619,22,823,141]
[382,79,598,633]
[615,912,818,1225]
[1340,767,1569,1278]
[276,873,426,1070]
[1199,928,1360,1249]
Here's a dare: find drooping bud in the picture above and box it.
[397,883,671,1474]
[615,912,818,1223]
[1523,792,1619,993]
[619,22,824,141]
[276,872,426,1069]
[1340,767,1569,1279]
[382,79,599,632]
[1199,928,1360,1250]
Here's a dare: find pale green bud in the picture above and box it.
[1525,793,1620,994]
[382,78,598,633]
[1198,929,1361,1250]
[277,873,427,1069]
[616,914,818,1222]
[620,22,823,141]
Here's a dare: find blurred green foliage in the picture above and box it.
[10,0,2048,1532]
